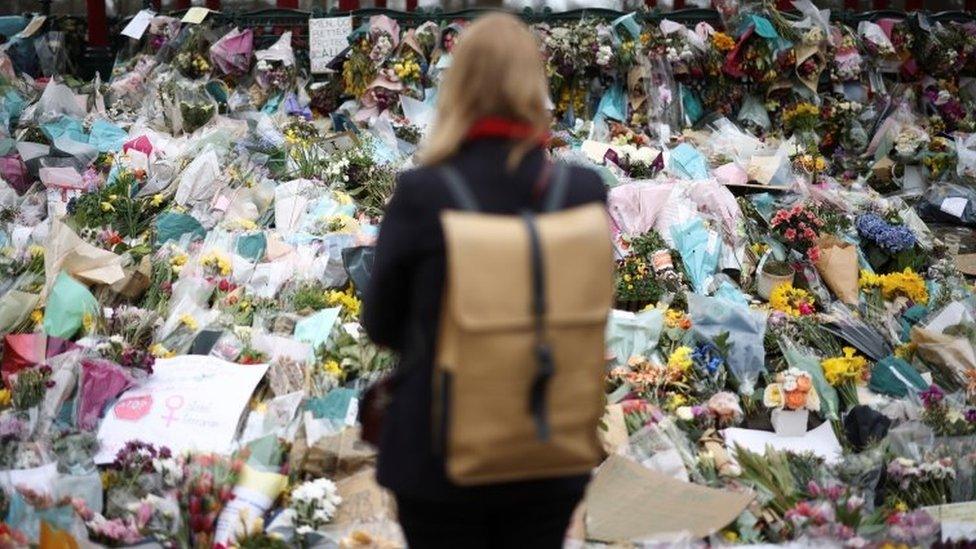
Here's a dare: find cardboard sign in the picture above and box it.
[585,455,752,542]
[121,10,155,40]
[95,355,268,463]
[309,17,352,74]
[923,502,976,542]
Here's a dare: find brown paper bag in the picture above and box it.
[814,236,859,305]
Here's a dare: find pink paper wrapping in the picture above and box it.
[688,179,743,238]
[607,183,675,237]
[210,28,254,76]
[78,358,135,431]
[123,135,153,156]
[1,334,79,388]
[0,155,31,194]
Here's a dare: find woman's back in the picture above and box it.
[364,139,606,501]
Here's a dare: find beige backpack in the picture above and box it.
[434,163,613,485]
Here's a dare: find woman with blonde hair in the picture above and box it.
[363,13,606,548]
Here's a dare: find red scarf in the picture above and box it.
[465,117,549,145]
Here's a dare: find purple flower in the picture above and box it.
[856,213,917,253]
[919,384,945,408]
[965,409,976,423]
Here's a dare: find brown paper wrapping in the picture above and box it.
[109,256,152,299]
[911,326,976,387]
[44,219,125,296]
[598,404,628,455]
[794,44,824,93]
[301,426,377,481]
[814,236,859,305]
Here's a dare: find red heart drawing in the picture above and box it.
[114,395,153,421]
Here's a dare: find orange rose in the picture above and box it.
[785,390,807,410]
[795,376,813,392]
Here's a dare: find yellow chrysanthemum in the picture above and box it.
[769,284,815,317]
[0,388,11,408]
[30,308,43,325]
[712,32,736,52]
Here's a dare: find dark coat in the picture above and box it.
[362,138,607,502]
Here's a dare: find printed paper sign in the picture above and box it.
[309,17,352,74]
[182,7,210,24]
[121,10,155,40]
[95,355,268,463]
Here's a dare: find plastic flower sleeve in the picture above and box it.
[605,308,664,367]
[779,339,840,421]
[688,294,766,396]
[670,217,720,295]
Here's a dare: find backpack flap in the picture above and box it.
[440,203,613,333]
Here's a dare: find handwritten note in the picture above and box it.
[95,355,268,463]
[121,10,155,40]
[309,16,352,74]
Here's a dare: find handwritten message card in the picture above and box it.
[95,355,268,463]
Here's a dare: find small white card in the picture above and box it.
[121,10,155,40]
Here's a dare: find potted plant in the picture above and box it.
[763,368,820,437]
[614,255,663,312]
[758,259,795,300]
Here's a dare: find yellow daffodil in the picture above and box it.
[150,194,165,207]
[150,343,174,358]
[821,347,868,386]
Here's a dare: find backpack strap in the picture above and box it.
[521,210,553,442]
[440,166,480,212]
[541,163,570,213]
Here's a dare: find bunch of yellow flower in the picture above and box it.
[664,309,692,330]
[821,347,868,386]
[769,284,816,317]
[393,58,421,82]
[179,314,199,331]
[322,359,344,379]
[200,250,232,276]
[711,32,736,52]
[27,245,44,259]
[150,343,175,358]
[859,268,928,304]
[0,388,11,408]
[170,253,188,274]
[667,346,693,373]
[327,287,362,319]
[794,154,828,173]
[30,308,43,326]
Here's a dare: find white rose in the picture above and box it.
[676,406,694,421]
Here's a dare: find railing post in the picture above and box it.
[339,0,359,10]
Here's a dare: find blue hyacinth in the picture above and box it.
[856,213,917,254]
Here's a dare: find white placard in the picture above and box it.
[309,16,352,74]
[121,10,155,40]
[95,355,268,463]
[941,197,968,219]
[722,421,843,464]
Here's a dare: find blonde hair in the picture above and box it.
[419,13,551,169]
